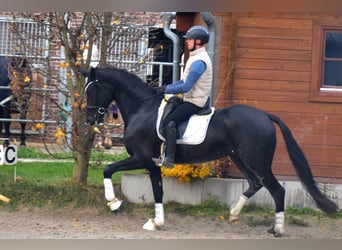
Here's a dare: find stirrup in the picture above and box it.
[107,198,122,211]
[152,156,174,168]
[152,156,163,166]
[152,150,165,166]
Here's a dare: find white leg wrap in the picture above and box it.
[103,178,115,201]
[274,212,285,236]
[230,194,248,218]
[154,203,165,226]
[143,203,164,231]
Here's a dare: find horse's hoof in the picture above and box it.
[111,210,119,215]
[267,227,283,237]
[229,216,239,226]
[107,198,122,211]
[143,219,158,231]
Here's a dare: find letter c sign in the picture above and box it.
[0,145,18,165]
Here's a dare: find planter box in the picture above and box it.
[121,173,342,210]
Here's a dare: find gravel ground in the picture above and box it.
[0,205,341,239]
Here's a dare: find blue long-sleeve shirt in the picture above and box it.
[165,60,206,94]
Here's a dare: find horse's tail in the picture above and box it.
[267,113,339,214]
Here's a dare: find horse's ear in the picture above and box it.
[89,67,96,79]
[78,67,90,77]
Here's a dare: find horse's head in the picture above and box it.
[80,67,110,126]
[8,55,32,97]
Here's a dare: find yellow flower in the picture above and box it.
[112,19,120,25]
[35,123,44,130]
[60,61,70,68]
[54,127,66,144]
[72,101,79,108]
[23,76,31,83]
[80,45,89,51]
[161,162,215,182]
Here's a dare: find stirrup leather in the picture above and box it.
[152,143,165,166]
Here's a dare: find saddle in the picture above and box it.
[156,95,215,145]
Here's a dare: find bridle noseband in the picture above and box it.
[85,79,108,118]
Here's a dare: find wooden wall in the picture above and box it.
[211,13,342,184]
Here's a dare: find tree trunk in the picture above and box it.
[72,131,95,184]
[71,107,95,184]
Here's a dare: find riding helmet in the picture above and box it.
[183,25,209,45]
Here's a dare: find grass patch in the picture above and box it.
[286,206,321,216]
[17,147,52,159]
[1,162,144,186]
[239,203,274,227]
[0,146,144,210]
[17,146,129,162]
[166,195,229,217]
[0,182,105,210]
[0,163,144,210]
[286,215,310,227]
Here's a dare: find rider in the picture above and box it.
[152,25,213,168]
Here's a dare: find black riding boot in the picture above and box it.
[153,121,176,168]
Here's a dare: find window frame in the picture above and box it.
[311,18,342,103]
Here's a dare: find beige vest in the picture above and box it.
[182,47,212,107]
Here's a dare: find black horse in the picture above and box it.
[81,65,338,237]
[0,55,32,146]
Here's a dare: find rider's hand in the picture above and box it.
[155,85,167,94]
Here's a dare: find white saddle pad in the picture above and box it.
[156,99,215,145]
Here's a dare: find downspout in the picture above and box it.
[160,12,180,82]
[201,12,216,105]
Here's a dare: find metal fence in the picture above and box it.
[0,16,176,141]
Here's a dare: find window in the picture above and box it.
[311,19,342,103]
[0,18,49,67]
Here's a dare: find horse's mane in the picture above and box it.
[98,65,155,95]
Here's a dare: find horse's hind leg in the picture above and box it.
[258,173,286,237]
[19,100,29,146]
[229,156,263,223]
[3,109,11,146]
[19,119,27,146]
[230,156,285,236]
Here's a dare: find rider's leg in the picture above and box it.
[153,102,201,168]
[160,121,176,168]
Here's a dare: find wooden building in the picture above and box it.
[177,12,342,184]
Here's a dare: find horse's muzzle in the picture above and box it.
[85,119,104,126]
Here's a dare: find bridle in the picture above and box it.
[85,76,164,124]
[85,79,108,118]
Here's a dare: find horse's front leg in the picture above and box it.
[102,156,144,212]
[142,164,164,231]
[102,156,165,230]
[19,111,27,146]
